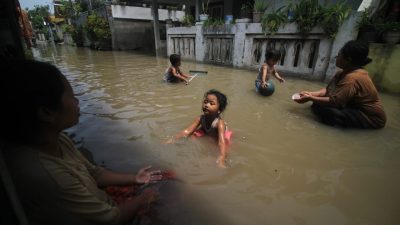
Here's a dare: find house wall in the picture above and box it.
[111,5,184,51]
[111,19,159,50]
[111,5,185,21]
[366,43,400,94]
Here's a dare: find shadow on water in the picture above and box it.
[32,44,400,225]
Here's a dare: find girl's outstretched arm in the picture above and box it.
[216,119,228,168]
[261,64,268,88]
[165,117,201,143]
[273,66,285,83]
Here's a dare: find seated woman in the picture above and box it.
[295,40,386,129]
[0,60,162,225]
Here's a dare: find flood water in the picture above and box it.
[33,45,400,225]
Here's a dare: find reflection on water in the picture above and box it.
[33,44,400,225]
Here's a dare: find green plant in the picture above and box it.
[377,21,400,33]
[212,19,224,26]
[254,0,269,13]
[28,5,50,31]
[71,25,84,47]
[202,0,210,14]
[58,0,73,18]
[261,7,288,35]
[203,18,213,27]
[85,13,111,50]
[319,0,351,38]
[203,18,224,28]
[357,8,376,30]
[293,0,321,33]
[181,14,194,27]
[61,24,74,33]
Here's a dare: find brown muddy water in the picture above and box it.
[33,45,400,225]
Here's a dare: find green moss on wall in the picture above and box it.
[366,44,400,94]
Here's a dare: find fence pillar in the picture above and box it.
[195,23,205,61]
[151,0,161,51]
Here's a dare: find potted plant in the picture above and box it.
[253,0,268,23]
[293,0,321,34]
[181,14,195,27]
[378,21,400,44]
[357,8,379,42]
[319,0,351,38]
[200,0,210,21]
[261,6,288,35]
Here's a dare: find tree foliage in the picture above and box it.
[28,5,50,38]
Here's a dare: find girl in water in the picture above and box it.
[255,49,285,96]
[166,89,232,168]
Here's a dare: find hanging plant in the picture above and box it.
[319,0,351,38]
[261,7,288,35]
[293,0,321,33]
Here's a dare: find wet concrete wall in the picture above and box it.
[111,19,156,51]
[366,43,400,94]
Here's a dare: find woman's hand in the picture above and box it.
[294,92,312,104]
[135,166,162,184]
[300,91,311,96]
[277,77,285,83]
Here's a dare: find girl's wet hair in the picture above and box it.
[0,60,65,144]
[265,49,281,61]
[169,54,181,66]
[340,40,372,67]
[204,89,228,112]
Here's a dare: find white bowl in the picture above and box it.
[292,93,301,100]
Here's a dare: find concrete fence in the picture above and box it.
[168,22,334,80]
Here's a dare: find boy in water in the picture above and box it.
[164,54,192,84]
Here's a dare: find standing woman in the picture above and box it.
[295,40,386,129]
